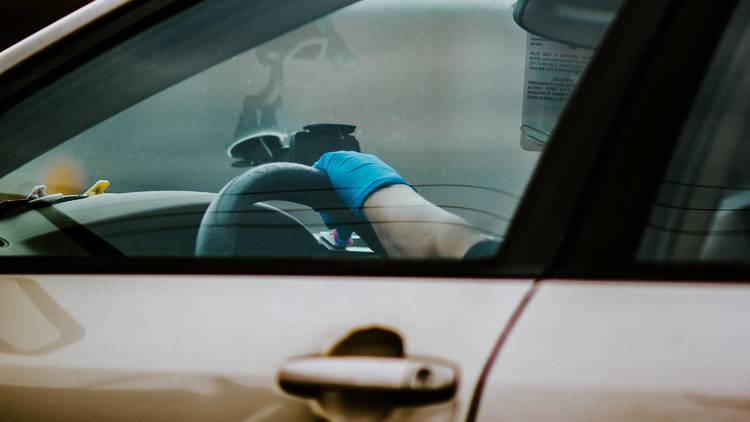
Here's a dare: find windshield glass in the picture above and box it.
[0,0,617,260]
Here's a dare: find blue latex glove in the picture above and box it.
[313,151,413,218]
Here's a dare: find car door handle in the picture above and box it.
[278,356,458,404]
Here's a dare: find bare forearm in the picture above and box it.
[362,185,485,258]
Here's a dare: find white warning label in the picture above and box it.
[521,34,592,151]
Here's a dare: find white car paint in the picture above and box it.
[0,274,532,420]
[477,280,750,421]
[0,0,133,75]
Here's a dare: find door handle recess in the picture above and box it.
[278,356,458,405]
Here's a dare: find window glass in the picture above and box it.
[638,0,750,263]
[0,0,614,260]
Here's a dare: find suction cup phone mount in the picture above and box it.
[227,123,361,168]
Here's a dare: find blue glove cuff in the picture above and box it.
[313,151,413,218]
[354,176,413,216]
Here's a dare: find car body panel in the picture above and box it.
[477,280,750,421]
[0,0,132,75]
[0,275,532,420]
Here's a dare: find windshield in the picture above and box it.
[0,0,615,260]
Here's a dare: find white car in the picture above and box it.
[0,0,748,420]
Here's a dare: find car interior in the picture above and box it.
[0,0,623,261]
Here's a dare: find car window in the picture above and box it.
[637,0,750,263]
[0,0,614,261]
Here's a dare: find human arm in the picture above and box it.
[313,151,486,259]
[361,184,486,258]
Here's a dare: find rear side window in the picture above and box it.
[0,0,613,262]
[637,0,750,263]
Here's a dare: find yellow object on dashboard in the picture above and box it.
[83,180,110,196]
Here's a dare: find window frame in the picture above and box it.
[0,0,680,277]
[532,0,746,280]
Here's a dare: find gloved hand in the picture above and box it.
[313,151,413,218]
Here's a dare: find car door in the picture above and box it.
[0,0,582,420]
[477,0,750,420]
[0,274,533,421]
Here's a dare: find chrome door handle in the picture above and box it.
[278,356,458,404]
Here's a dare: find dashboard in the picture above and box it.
[1,191,215,256]
[0,191,373,257]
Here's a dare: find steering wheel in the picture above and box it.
[195,162,385,257]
